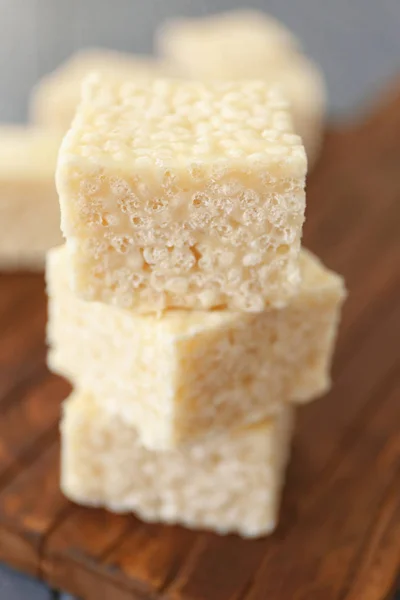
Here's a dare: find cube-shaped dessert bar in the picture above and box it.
[62,389,293,538]
[157,10,325,165]
[157,10,299,80]
[47,246,345,450]
[30,49,171,132]
[0,127,62,270]
[56,76,307,312]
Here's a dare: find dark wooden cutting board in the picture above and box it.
[0,86,399,600]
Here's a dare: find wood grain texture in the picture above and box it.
[0,87,399,599]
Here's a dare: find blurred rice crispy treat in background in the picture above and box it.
[0,126,63,271]
[29,48,173,132]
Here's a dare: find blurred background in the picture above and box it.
[0,0,399,122]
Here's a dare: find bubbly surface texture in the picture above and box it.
[57,76,306,311]
[157,9,325,165]
[61,389,293,538]
[47,246,345,449]
[0,127,63,270]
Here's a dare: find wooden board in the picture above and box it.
[0,88,399,600]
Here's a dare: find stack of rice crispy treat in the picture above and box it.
[45,12,345,538]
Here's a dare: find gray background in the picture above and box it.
[0,0,399,122]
